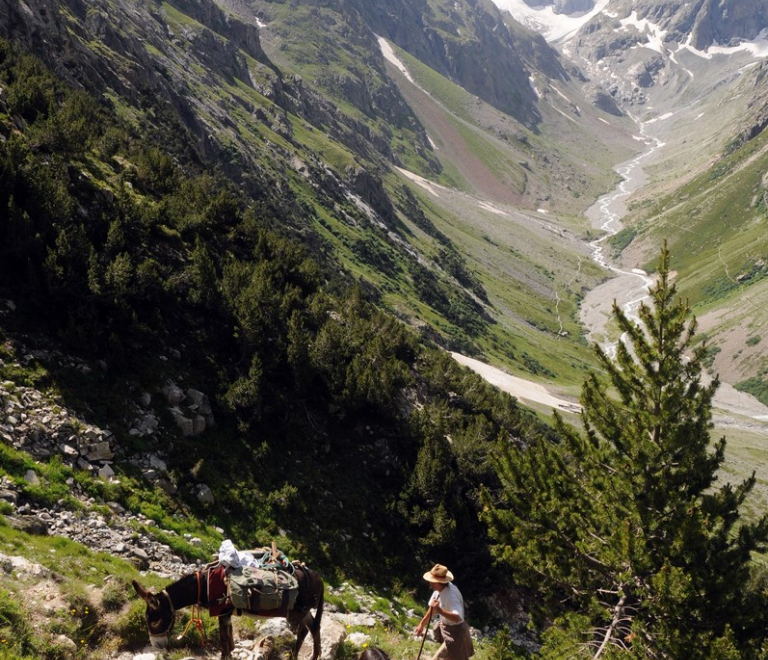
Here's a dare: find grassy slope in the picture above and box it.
[0,498,444,660]
[370,42,641,385]
[618,73,768,387]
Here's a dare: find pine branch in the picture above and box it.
[592,593,628,659]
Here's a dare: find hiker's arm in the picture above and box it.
[432,603,461,624]
[415,604,438,635]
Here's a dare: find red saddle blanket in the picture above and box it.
[207,566,230,617]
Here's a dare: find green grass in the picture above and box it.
[718,425,768,529]
[0,436,217,565]
[735,377,768,407]
[0,512,527,659]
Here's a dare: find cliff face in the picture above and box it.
[0,0,264,97]
[688,0,768,49]
[621,0,768,49]
[520,0,595,14]
[570,0,768,53]
[350,0,546,127]
[560,0,768,110]
[0,0,269,165]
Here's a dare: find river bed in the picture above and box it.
[578,118,768,424]
[579,120,663,356]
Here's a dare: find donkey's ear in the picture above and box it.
[132,579,161,608]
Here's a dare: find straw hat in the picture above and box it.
[422,564,454,583]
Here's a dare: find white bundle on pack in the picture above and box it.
[218,539,260,569]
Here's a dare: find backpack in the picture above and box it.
[229,565,299,614]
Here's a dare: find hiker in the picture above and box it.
[415,564,474,660]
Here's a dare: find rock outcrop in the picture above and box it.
[520,0,595,14]
[352,0,545,127]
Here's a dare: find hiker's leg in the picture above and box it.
[428,643,449,660]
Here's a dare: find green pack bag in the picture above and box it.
[229,566,299,614]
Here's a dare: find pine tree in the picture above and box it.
[483,245,768,659]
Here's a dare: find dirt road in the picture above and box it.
[451,353,582,413]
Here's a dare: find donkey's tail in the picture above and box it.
[312,573,324,633]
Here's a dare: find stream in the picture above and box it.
[579,117,768,425]
[580,118,663,358]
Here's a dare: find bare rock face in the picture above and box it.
[520,0,595,14]
[688,0,768,50]
[353,0,546,127]
[582,84,623,116]
[0,0,266,163]
[564,0,768,110]
[620,0,768,50]
[572,0,768,53]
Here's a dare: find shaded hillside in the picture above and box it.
[0,39,558,612]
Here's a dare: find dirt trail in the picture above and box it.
[451,353,581,413]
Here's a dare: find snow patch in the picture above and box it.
[490,0,611,43]
[478,201,508,216]
[550,85,571,103]
[553,106,578,123]
[378,36,419,87]
[451,353,581,412]
[396,167,444,198]
[619,11,667,54]
[529,75,541,98]
[682,28,768,59]
[645,112,673,124]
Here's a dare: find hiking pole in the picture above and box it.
[415,606,435,660]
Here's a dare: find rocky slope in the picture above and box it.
[0,340,435,660]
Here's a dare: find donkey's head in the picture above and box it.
[132,579,175,649]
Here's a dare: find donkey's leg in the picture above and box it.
[291,613,314,659]
[219,613,235,659]
[309,612,322,660]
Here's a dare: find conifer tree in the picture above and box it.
[483,246,768,659]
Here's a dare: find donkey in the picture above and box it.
[132,563,324,659]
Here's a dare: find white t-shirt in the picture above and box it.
[430,583,465,624]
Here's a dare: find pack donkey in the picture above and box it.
[132,562,324,659]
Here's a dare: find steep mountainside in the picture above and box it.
[347,0,543,126]
[613,0,768,50]
[0,0,643,385]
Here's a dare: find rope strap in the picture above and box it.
[177,571,206,647]
[178,603,206,646]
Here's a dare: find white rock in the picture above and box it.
[98,464,115,480]
[347,632,371,646]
